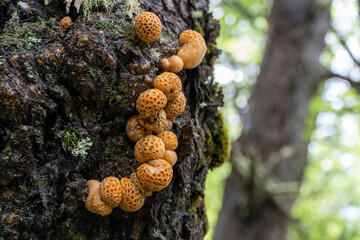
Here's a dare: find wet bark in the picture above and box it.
[0,0,226,239]
[215,0,330,239]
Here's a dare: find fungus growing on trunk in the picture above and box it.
[135,12,162,43]
[134,135,165,163]
[85,180,113,216]
[136,159,173,192]
[154,72,182,100]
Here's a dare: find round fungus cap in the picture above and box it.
[119,177,145,212]
[134,135,165,163]
[136,89,167,118]
[137,159,173,192]
[99,176,122,207]
[164,91,186,120]
[60,16,73,30]
[126,115,149,142]
[154,72,182,100]
[135,12,162,43]
[177,30,207,69]
[157,131,178,150]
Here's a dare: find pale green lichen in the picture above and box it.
[149,48,162,63]
[116,0,144,20]
[50,0,121,17]
[159,29,173,44]
[63,131,93,157]
[191,10,203,19]
[45,0,143,19]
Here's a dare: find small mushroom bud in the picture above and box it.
[135,12,162,43]
[137,159,173,192]
[119,177,145,212]
[163,150,177,166]
[126,115,149,142]
[99,176,122,207]
[177,30,207,69]
[157,131,178,150]
[136,89,167,118]
[154,72,182,100]
[130,172,152,197]
[134,135,165,163]
[60,16,73,30]
[164,92,186,120]
[138,109,167,133]
[85,180,113,216]
[161,56,184,73]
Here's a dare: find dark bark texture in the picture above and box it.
[215,0,330,239]
[0,0,228,239]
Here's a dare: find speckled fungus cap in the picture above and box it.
[99,176,122,207]
[135,12,162,43]
[134,135,165,163]
[177,30,207,69]
[164,92,186,120]
[157,131,178,150]
[119,177,145,212]
[154,72,182,100]
[137,159,173,192]
[126,115,148,142]
[136,89,167,118]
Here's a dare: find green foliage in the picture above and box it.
[211,0,270,64]
[290,81,360,239]
[204,162,232,240]
[290,0,360,238]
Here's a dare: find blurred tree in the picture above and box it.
[214,0,331,239]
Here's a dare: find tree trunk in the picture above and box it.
[215,0,330,239]
[0,0,228,239]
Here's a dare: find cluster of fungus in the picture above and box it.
[85,11,206,215]
[162,30,207,72]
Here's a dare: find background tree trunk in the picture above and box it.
[215,0,330,239]
[0,0,228,239]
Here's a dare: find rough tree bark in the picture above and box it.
[215,0,330,239]
[0,0,229,239]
